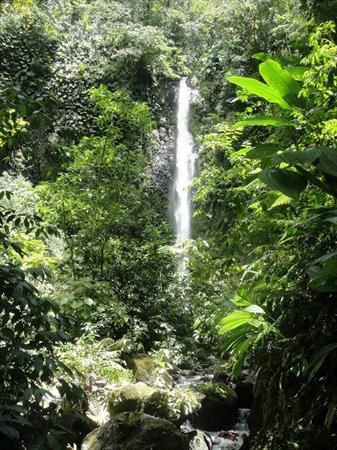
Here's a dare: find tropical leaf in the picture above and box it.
[270,193,293,208]
[232,337,254,378]
[323,257,337,277]
[219,311,260,334]
[318,148,337,177]
[245,305,265,314]
[307,343,337,382]
[222,326,250,353]
[275,149,321,165]
[234,116,294,128]
[246,143,281,161]
[0,424,20,440]
[228,76,293,109]
[286,66,308,81]
[312,250,337,265]
[259,60,300,103]
[259,168,308,198]
[325,392,337,429]
[231,294,253,308]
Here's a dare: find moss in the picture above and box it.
[81,412,189,450]
[144,390,172,420]
[197,382,237,401]
[108,383,154,416]
[128,354,155,382]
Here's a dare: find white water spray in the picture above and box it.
[173,78,196,271]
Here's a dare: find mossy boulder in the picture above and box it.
[108,383,154,416]
[144,390,172,420]
[108,383,200,424]
[81,412,189,450]
[128,354,155,382]
[193,382,238,431]
[212,364,231,384]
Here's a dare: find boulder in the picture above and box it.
[81,412,189,450]
[188,430,212,450]
[108,382,201,424]
[108,383,154,416]
[128,355,155,382]
[235,380,253,408]
[193,382,238,431]
[144,389,172,420]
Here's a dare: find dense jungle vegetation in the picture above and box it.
[1,0,337,449]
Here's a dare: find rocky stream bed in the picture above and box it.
[81,362,251,450]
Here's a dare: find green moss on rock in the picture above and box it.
[108,383,154,416]
[81,412,189,450]
[128,354,155,382]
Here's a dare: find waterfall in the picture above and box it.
[173,78,196,272]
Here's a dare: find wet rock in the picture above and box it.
[108,383,154,416]
[193,382,239,431]
[235,380,253,408]
[188,430,212,450]
[81,412,189,450]
[128,354,155,382]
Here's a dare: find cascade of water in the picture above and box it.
[173,78,196,271]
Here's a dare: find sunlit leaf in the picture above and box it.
[228,76,293,109]
[259,60,300,103]
[234,116,294,128]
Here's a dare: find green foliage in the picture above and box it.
[59,333,133,386]
[0,187,88,448]
[218,292,280,377]
[191,14,337,450]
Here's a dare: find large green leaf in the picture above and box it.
[246,143,281,161]
[235,116,294,128]
[307,343,337,382]
[259,168,308,198]
[312,250,337,265]
[323,257,337,277]
[222,325,250,353]
[275,149,321,165]
[286,66,308,81]
[232,337,254,378]
[228,76,293,110]
[259,60,300,103]
[269,193,293,208]
[219,311,260,334]
[318,148,337,177]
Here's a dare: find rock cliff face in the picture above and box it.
[149,82,178,203]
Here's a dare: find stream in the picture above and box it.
[177,369,250,450]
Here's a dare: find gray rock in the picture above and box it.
[189,430,212,450]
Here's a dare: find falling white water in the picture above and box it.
[173,78,196,271]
